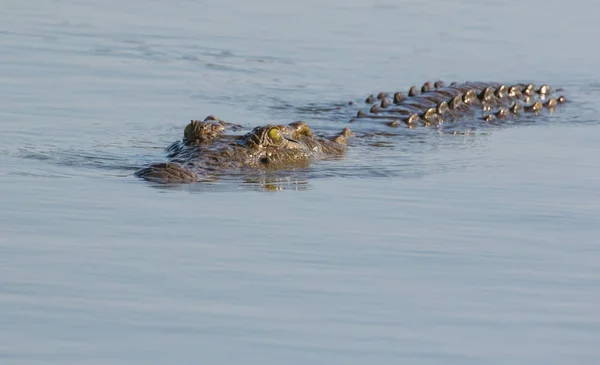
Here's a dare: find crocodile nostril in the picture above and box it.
[260,157,269,164]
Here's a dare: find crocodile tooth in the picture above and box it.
[365,94,376,103]
[450,81,458,87]
[408,85,420,96]
[370,104,381,114]
[434,80,445,88]
[380,98,391,108]
[557,95,566,103]
[356,110,367,118]
[483,114,495,122]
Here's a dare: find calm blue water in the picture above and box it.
[1,1,600,364]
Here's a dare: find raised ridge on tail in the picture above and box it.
[135,80,567,183]
[356,81,566,128]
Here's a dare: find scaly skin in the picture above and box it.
[135,119,352,183]
[136,80,566,183]
[165,115,242,159]
[358,81,565,128]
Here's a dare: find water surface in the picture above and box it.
[1,0,600,364]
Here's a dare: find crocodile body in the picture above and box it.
[135,80,565,184]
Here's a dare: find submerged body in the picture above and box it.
[136,80,565,183]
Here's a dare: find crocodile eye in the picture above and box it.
[268,127,282,143]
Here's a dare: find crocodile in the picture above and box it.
[135,116,352,183]
[135,80,566,184]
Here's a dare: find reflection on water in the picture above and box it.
[141,171,312,192]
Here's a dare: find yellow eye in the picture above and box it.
[268,127,282,143]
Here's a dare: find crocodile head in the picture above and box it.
[232,120,351,169]
[236,123,315,169]
[135,121,329,183]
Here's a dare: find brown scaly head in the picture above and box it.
[183,117,227,145]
